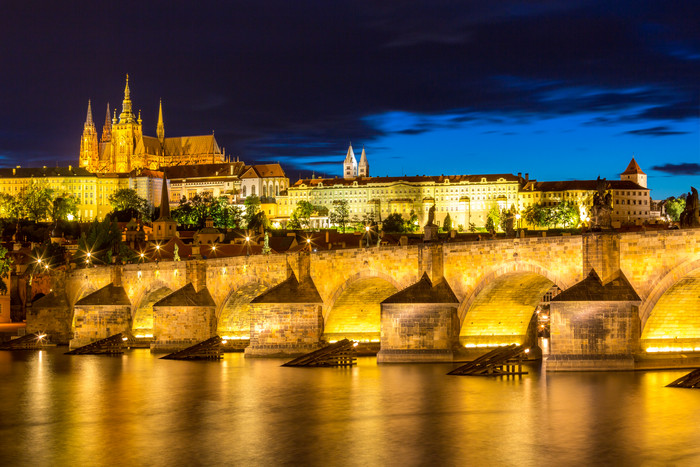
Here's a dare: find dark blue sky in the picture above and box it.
[1,1,698,198]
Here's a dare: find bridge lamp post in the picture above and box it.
[86,251,91,266]
[245,236,251,256]
[306,237,312,252]
[365,225,371,248]
[515,213,521,231]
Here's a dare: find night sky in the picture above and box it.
[2,1,699,198]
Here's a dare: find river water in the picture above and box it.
[1,348,699,466]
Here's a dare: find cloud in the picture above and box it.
[624,126,689,136]
[651,163,700,175]
[397,128,430,135]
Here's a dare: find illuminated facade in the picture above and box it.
[518,159,652,227]
[79,75,225,173]
[0,166,128,221]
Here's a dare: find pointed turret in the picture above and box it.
[85,100,94,127]
[119,74,135,124]
[620,157,647,188]
[152,175,177,242]
[79,100,98,170]
[101,103,112,142]
[343,143,358,179]
[157,99,165,143]
[157,175,171,221]
[358,145,369,177]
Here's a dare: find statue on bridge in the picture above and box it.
[423,204,439,241]
[590,176,613,229]
[425,204,436,227]
[680,187,700,228]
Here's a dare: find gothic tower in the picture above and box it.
[101,103,112,142]
[79,100,99,170]
[621,157,647,188]
[343,143,357,179]
[358,146,369,177]
[157,99,165,144]
[110,74,144,172]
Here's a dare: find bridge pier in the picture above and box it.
[70,284,132,349]
[377,274,460,362]
[151,283,216,353]
[246,254,325,357]
[546,270,642,371]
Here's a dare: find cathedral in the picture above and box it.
[79,75,225,173]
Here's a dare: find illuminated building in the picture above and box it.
[278,145,522,228]
[79,75,225,173]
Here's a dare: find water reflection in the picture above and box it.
[0,349,699,465]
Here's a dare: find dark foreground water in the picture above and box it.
[1,349,699,466]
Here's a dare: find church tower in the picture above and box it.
[152,175,177,241]
[343,143,357,179]
[79,100,99,170]
[110,74,144,172]
[358,146,369,177]
[101,103,112,142]
[621,157,647,188]
[157,99,165,144]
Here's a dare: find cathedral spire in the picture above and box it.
[157,99,165,143]
[101,103,112,142]
[119,73,135,123]
[85,100,94,127]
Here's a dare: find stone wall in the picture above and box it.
[378,303,459,362]
[246,303,323,356]
[70,304,131,349]
[548,301,641,370]
[151,305,216,352]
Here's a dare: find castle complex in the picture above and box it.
[277,146,652,229]
[80,75,224,173]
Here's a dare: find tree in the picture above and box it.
[108,188,150,221]
[0,193,24,219]
[50,193,79,223]
[666,197,686,222]
[382,213,406,233]
[406,210,420,232]
[248,210,271,232]
[486,204,501,233]
[243,195,261,228]
[329,200,350,232]
[22,181,54,221]
[76,217,134,266]
[288,200,315,230]
[0,245,12,295]
[443,213,452,232]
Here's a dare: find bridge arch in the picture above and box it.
[458,261,566,347]
[323,271,402,342]
[640,258,700,352]
[132,286,175,337]
[216,280,271,340]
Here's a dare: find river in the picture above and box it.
[1,348,699,466]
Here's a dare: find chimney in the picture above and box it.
[525,173,529,182]
[518,172,522,179]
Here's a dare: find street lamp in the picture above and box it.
[365,225,371,247]
[245,235,251,256]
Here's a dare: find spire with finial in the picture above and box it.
[358,145,369,177]
[156,175,172,221]
[119,73,135,123]
[343,142,358,179]
[101,103,112,142]
[157,99,165,143]
[137,109,142,125]
[85,100,94,127]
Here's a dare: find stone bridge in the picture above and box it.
[26,229,700,370]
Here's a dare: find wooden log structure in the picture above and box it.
[666,368,700,389]
[65,333,127,355]
[448,344,529,376]
[160,336,223,360]
[0,333,49,350]
[282,339,357,367]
